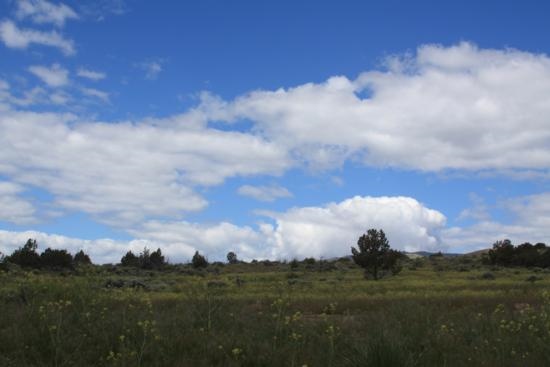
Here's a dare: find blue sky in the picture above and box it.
[1,0,550,263]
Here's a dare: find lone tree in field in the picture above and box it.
[226,251,238,264]
[351,229,402,280]
[192,251,208,268]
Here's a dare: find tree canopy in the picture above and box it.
[192,251,208,268]
[351,229,402,280]
[226,251,238,264]
[484,239,550,267]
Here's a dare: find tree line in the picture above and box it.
[483,239,550,267]
[0,238,228,271]
[0,229,404,281]
[2,232,550,277]
[1,239,91,270]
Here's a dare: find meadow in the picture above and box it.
[1,256,550,366]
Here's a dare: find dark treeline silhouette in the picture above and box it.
[120,248,166,270]
[483,239,550,267]
[3,239,92,270]
[4,235,550,274]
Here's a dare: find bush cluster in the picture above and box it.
[3,238,92,270]
[120,248,166,269]
[483,239,550,267]
[192,251,208,268]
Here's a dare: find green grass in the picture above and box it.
[1,260,550,366]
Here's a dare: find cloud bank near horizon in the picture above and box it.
[0,195,448,263]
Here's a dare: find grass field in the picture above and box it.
[1,257,550,366]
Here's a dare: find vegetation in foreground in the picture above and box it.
[1,252,550,366]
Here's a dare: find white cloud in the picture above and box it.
[443,192,550,252]
[0,195,448,263]
[16,0,79,27]
[5,191,549,263]
[0,182,36,224]
[138,61,163,80]
[129,220,263,262]
[3,42,550,263]
[259,196,447,259]
[457,193,490,221]
[0,110,291,227]
[0,84,71,107]
[0,80,11,109]
[78,0,128,22]
[1,85,42,107]
[81,87,109,102]
[0,20,75,55]
[77,68,106,81]
[238,184,292,202]
[28,64,70,87]
[49,91,70,105]
[201,42,550,174]
[1,191,547,264]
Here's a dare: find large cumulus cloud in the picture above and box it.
[204,42,550,172]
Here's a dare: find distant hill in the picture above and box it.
[404,251,462,259]
[463,248,491,257]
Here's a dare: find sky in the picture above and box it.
[1,0,550,263]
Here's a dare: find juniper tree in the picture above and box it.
[351,229,402,280]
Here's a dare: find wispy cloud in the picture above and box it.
[81,87,109,102]
[238,184,292,202]
[78,0,128,22]
[0,81,71,107]
[0,20,75,55]
[0,181,36,224]
[16,0,79,28]
[137,60,163,80]
[77,68,106,81]
[443,193,550,252]
[28,64,70,87]
[457,193,491,222]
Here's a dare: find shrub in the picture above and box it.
[226,251,238,264]
[73,250,92,265]
[7,239,41,269]
[192,251,208,268]
[148,248,166,269]
[0,251,6,272]
[484,239,550,268]
[526,275,541,282]
[119,248,166,269]
[40,248,73,269]
[139,248,166,270]
[120,251,139,267]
